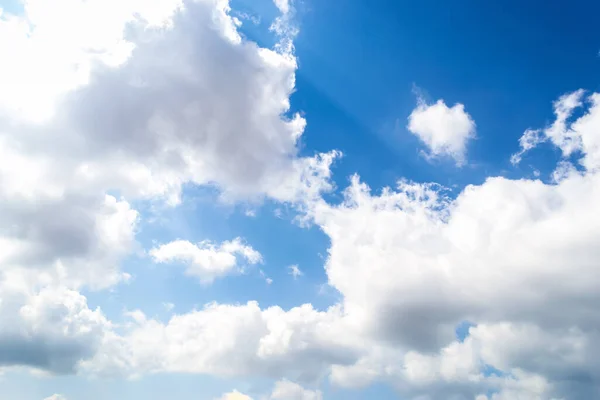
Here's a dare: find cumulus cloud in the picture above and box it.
[82,301,359,382]
[43,396,67,400]
[150,238,262,283]
[102,93,600,396]
[3,0,600,398]
[0,282,109,374]
[308,90,600,397]
[407,96,476,165]
[0,192,138,290]
[0,0,336,377]
[0,0,337,207]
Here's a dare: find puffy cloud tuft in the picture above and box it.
[150,238,262,283]
[216,390,253,400]
[270,379,323,400]
[407,96,476,165]
[0,0,336,378]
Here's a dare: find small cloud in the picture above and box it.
[124,309,147,324]
[407,90,476,166]
[270,379,322,400]
[234,11,261,25]
[511,89,586,165]
[259,269,273,285]
[273,0,291,15]
[288,264,303,279]
[150,238,262,284]
[510,128,546,165]
[162,302,175,312]
[215,390,253,400]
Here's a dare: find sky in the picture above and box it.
[1,0,600,399]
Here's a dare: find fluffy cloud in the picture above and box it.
[216,391,253,400]
[83,301,360,382]
[0,285,108,373]
[0,0,336,377]
[0,192,138,290]
[0,0,337,209]
[106,86,600,396]
[407,97,476,165]
[270,379,323,400]
[512,89,600,171]
[308,89,600,398]
[4,0,600,398]
[273,0,291,15]
[150,238,262,283]
[216,380,322,400]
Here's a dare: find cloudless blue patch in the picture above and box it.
[0,0,23,15]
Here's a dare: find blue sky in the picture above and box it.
[2,0,600,399]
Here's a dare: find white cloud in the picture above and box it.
[0,0,337,207]
[260,269,273,285]
[513,89,600,172]
[308,90,600,397]
[128,105,600,395]
[0,285,109,374]
[150,238,262,283]
[216,380,321,400]
[0,0,336,377]
[20,88,600,399]
[510,128,546,165]
[44,395,67,400]
[270,379,322,400]
[273,0,290,15]
[407,97,476,165]
[288,265,303,279]
[0,0,183,122]
[216,390,253,400]
[0,192,138,290]
[512,90,585,164]
[82,302,360,382]
[3,0,600,398]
